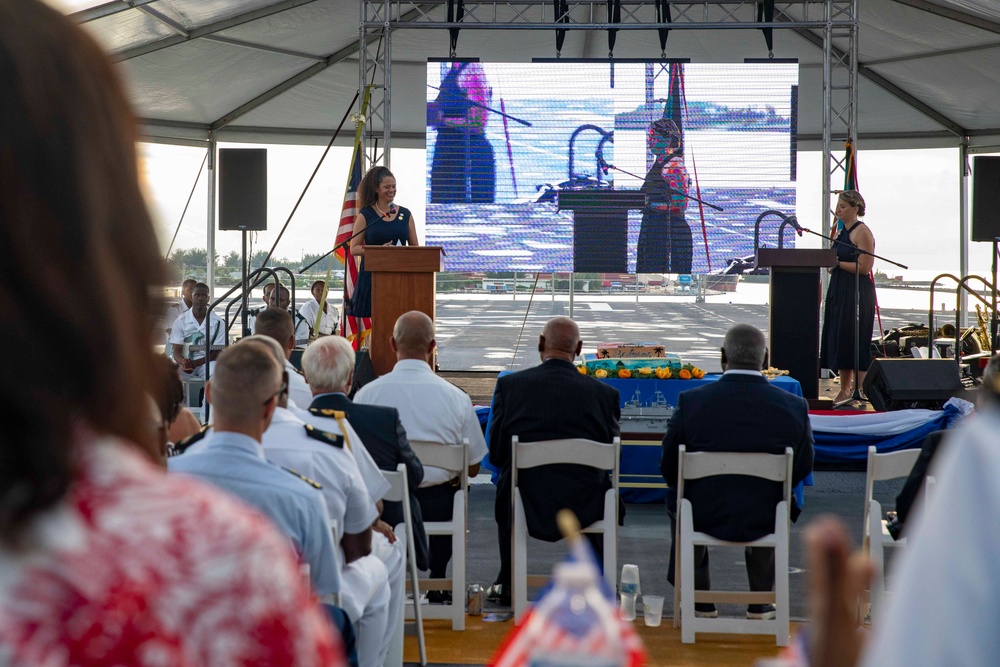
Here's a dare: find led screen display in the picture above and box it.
[426,61,798,274]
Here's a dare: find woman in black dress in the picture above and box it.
[349,166,420,318]
[820,190,876,404]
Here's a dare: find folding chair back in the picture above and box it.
[863,445,921,628]
[409,440,469,631]
[383,464,426,666]
[510,436,620,624]
[673,445,794,646]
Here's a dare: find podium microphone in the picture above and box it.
[786,215,804,236]
[388,202,397,216]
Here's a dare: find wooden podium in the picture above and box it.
[365,246,444,376]
[558,190,647,272]
[757,248,836,401]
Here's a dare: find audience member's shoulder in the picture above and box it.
[302,423,344,449]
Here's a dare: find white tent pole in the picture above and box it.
[959,139,970,327]
[207,133,217,293]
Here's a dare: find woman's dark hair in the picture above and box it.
[0,1,165,543]
[153,356,185,425]
[358,166,394,210]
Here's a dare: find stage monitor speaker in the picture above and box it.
[863,358,964,411]
[972,156,1000,242]
[219,148,267,231]
[350,350,377,398]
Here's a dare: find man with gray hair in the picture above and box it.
[302,336,428,571]
[659,322,814,621]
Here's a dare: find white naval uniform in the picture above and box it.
[355,359,488,485]
[262,407,393,667]
[299,297,337,336]
[168,309,226,379]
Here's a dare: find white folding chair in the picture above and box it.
[322,519,342,609]
[673,445,794,646]
[409,440,469,631]
[863,445,921,628]
[510,436,620,624]
[383,463,426,666]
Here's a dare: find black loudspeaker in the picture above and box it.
[972,156,1000,242]
[219,148,268,231]
[863,359,964,411]
[350,350,377,398]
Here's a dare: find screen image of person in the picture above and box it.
[637,117,692,273]
[348,166,420,319]
[428,61,496,204]
[819,189,876,404]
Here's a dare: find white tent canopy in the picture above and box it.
[69,0,1000,151]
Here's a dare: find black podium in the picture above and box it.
[757,248,837,401]
[558,190,647,272]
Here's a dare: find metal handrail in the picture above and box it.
[927,273,996,366]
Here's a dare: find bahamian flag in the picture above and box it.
[836,139,859,233]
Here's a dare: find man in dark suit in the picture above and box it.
[300,335,429,571]
[487,317,621,605]
[660,323,814,620]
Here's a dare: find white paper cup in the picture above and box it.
[642,595,664,627]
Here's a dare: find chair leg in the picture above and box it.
[452,493,466,631]
[775,511,790,647]
[603,490,617,594]
[513,493,529,625]
[680,501,696,644]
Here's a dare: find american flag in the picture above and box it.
[336,144,371,349]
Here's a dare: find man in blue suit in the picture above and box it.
[660,323,814,620]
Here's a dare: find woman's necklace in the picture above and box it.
[374,202,394,219]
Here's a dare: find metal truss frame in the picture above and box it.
[359,0,858,229]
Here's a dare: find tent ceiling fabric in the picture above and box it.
[75,0,1000,149]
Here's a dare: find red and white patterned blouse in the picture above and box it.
[0,435,344,666]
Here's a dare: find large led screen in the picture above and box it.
[426,61,798,274]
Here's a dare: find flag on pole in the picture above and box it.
[336,145,370,348]
[335,104,371,349]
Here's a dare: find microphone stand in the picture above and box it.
[298,214,387,274]
[792,220,908,408]
[596,154,724,212]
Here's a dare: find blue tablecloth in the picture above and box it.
[481,372,808,504]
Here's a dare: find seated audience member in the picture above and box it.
[660,323,814,620]
[300,279,338,337]
[800,377,1000,667]
[355,311,487,601]
[169,281,225,378]
[303,335,429,571]
[168,342,342,603]
[0,3,341,663]
[892,351,1000,535]
[486,316,620,606]
[164,277,196,338]
[253,308,314,409]
[152,355,202,446]
[243,336,395,667]
[252,283,311,343]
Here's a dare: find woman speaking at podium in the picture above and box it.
[820,189,876,404]
[349,165,420,319]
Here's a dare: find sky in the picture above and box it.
[141,140,997,283]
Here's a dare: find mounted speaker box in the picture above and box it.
[972,156,1000,242]
[219,148,268,231]
[863,358,964,411]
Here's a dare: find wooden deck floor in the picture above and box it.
[404,616,804,666]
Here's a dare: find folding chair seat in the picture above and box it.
[383,463,426,666]
[409,440,469,631]
[511,436,620,624]
[863,445,921,628]
[673,445,794,646]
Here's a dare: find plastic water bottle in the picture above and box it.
[618,564,639,622]
[526,562,626,667]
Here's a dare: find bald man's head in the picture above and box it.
[539,316,582,362]
[391,311,436,361]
